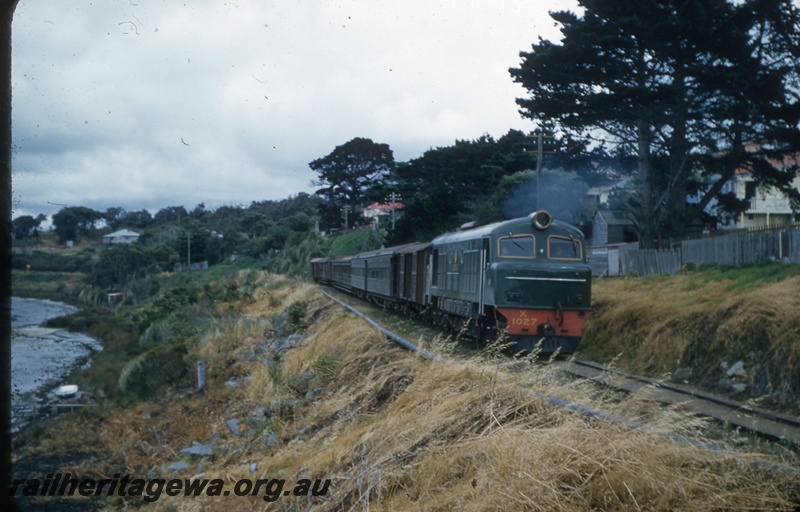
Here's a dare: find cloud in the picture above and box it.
[11,0,578,219]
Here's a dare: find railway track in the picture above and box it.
[554,359,800,446]
[322,289,800,451]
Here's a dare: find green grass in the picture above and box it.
[11,270,85,302]
[205,255,267,274]
[44,307,144,401]
[25,257,280,403]
[326,229,385,256]
[12,270,81,285]
[681,262,800,293]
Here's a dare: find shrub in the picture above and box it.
[118,344,188,399]
[286,300,307,329]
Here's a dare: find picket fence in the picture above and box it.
[590,224,800,277]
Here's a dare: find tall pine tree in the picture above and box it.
[510,0,800,245]
[310,137,395,230]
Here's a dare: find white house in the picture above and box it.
[717,151,800,229]
[587,176,635,206]
[103,229,140,245]
[363,201,404,229]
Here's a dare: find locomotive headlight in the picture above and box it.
[531,210,552,230]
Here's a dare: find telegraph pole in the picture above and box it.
[524,130,556,210]
[341,205,351,230]
[536,132,543,211]
[386,192,402,231]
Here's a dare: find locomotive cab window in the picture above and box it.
[548,236,583,260]
[498,235,535,258]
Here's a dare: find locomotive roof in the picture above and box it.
[431,214,582,244]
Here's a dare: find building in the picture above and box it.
[102,229,140,245]
[711,148,800,229]
[588,210,639,277]
[363,201,404,229]
[723,166,799,230]
[587,176,635,207]
[590,210,638,247]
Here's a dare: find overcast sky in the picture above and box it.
[11,0,579,220]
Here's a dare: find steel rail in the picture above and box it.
[557,358,800,446]
[571,359,800,429]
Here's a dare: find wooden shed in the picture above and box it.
[590,210,638,247]
[589,210,638,277]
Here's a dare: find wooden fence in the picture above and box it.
[620,246,682,277]
[590,224,800,277]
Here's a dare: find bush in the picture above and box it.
[286,300,307,329]
[262,233,328,277]
[12,250,91,272]
[118,344,188,399]
[89,243,175,289]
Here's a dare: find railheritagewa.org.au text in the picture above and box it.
[10,473,332,503]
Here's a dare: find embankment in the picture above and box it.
[11,266,800,511]
[581,264,800,414]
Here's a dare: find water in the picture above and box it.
[11,297,103,432]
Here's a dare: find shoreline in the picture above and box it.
[11,297,103,433]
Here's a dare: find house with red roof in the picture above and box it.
[363,201,404,229]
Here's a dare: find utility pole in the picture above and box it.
[341,205,351,230]
[524,130,556,210]
[536,132,543,211]
[186,231,191,270]
[386,192,402,231]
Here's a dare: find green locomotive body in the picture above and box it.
[430,211,592,353]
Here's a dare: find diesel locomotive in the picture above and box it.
[311,210,592,354]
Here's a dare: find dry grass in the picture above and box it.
[13,277,800,511]
[583,272,800,411]
[151,283,799,511]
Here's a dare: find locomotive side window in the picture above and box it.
[498,235,534,258]
[548,236,583,260]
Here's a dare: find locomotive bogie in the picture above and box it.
[504,334,580,354]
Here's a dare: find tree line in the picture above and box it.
[12,194,322,288]
[309,132,605,244]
